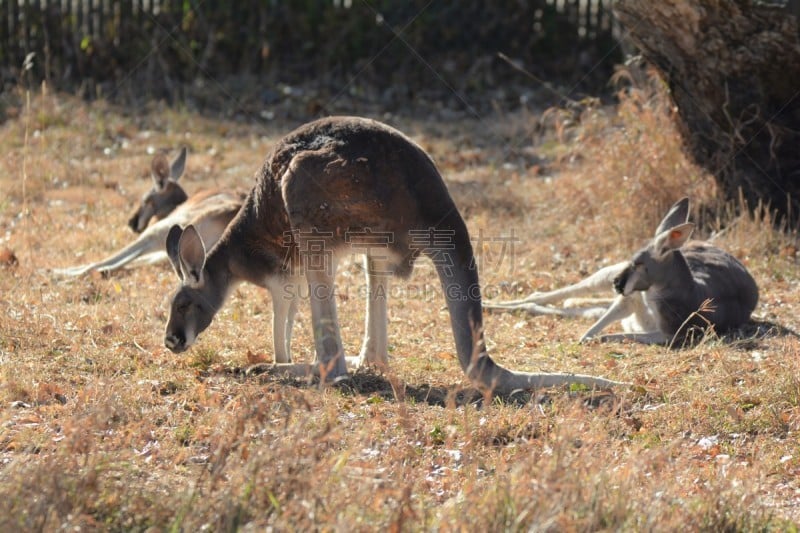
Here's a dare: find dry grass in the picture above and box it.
[1,81,800,531]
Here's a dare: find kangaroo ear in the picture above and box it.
[178,225,206,286]
[654,197,690,236]
[166,224,185,279]
[151,152,171,189]
[653,222,694,255]
[170,147,187,181]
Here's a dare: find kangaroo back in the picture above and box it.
[484,196,757,345]
[163,117,622,393]
[681,243,758,332]
[55,141,243,280]
[616,214,758,339]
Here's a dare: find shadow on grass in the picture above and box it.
[230,363,623,410]
[722,319,800,350]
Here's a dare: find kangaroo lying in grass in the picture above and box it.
[485,198,759,345]
[163,116,622,393]
[55,148,244,277]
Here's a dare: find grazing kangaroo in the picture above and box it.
[164,116,622,394]
[485,198,759,344]
[55,148,244,277]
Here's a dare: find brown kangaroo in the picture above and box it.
[164,117,622,394]
[485,198,759,345]
[55,148,244,277]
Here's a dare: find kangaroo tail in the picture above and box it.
[428,217,625,395]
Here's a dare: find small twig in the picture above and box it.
[22,69,32,269]
[497,52,580,107]
[668,298,716,350]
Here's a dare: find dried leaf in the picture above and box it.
[246,350,269,365]
[0,247,18,267]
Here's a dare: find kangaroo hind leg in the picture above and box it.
[355,254,391,369]
[484,262,629,318]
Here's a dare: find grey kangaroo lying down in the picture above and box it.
[485,198,759,345]
[55,148,244,277]
[163,116,623,393]
[56,146,371,372]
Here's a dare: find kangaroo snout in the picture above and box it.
[164,332,186,353]
[613,266,632,295]
[128,211,144,233]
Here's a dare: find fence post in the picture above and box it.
[0,0,9,64]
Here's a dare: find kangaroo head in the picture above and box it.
[615,222,695,296]
[612,198,693,295]
[128,147,189,233]
[164,224,219,353]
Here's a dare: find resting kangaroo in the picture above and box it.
[485,198,759,344]
[55,148,244,277]
[163,116,622,393]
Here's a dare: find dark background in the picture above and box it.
[0,1,622,114]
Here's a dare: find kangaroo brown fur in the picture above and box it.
[164,117,622,394]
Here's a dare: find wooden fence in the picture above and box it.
[0,1,622,96]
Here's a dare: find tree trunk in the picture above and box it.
[614,0,800,224]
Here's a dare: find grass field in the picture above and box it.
[1,81,800,531]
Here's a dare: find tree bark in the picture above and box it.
[614,0,800,223]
